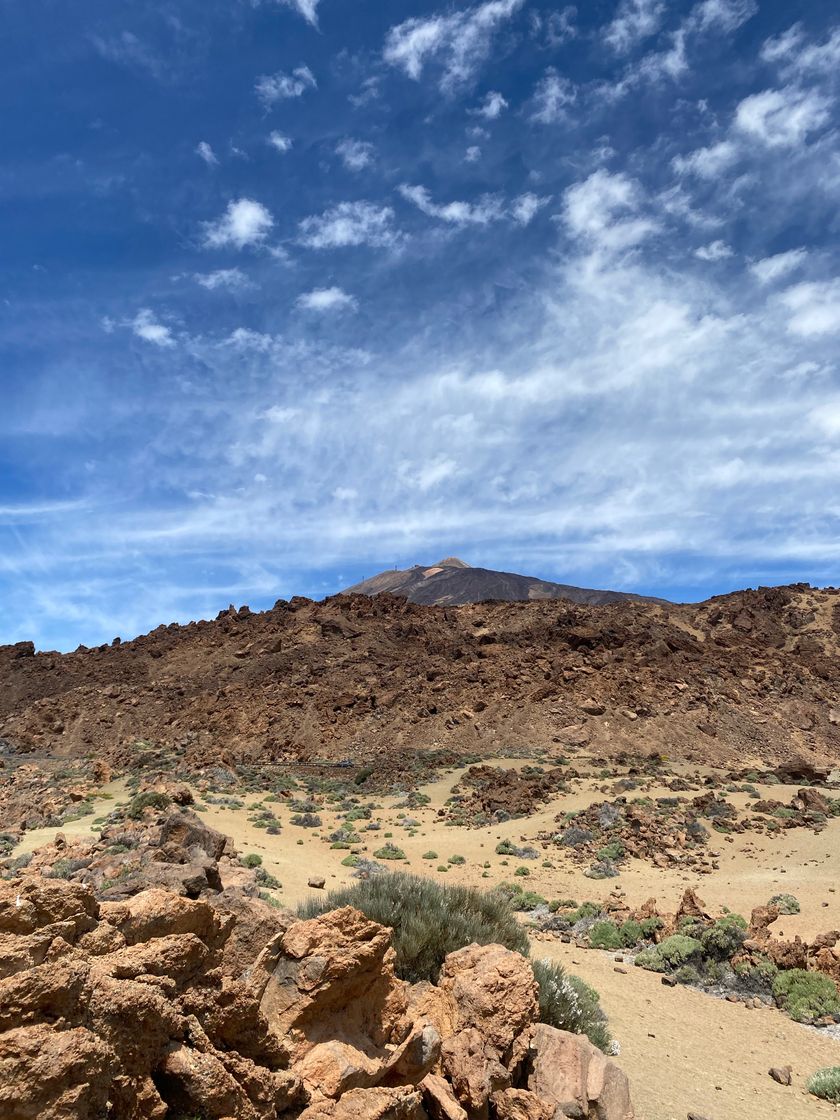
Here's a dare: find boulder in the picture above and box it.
[528,1024,634,1120]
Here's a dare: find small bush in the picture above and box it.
[448,854,466,865]
[126,791,171,820]
[241,853,263,869]
[807,1067,840,1102]
[772,969,840,1023]
[296,872,528,982]
[768,893,800,915]
[290,813,322,828]
[422,851,438,860]
[514,866,530,877]
[255,867,281,889]
[374,843,407,861]
[589,921,623,951]
[701,914,747,959]
[532,958,611,1053]
[635,935,703,973]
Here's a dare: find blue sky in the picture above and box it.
[2,0,840,650]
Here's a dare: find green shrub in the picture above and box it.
[768,893,800,915]
[772,969,840,1023]
[354,766,374,785]
[589,921,623,951]
[255,867,281,889]
[618,919,644,947]
[448,854,466,865]
[597,841,624,862]
[375,843,407,860]
[341,854,359,867]
[126,791,171,820]
[635,935,703,973]
[422,851,438,860]
[296,872,528,983]
[241,853,263,869]
[701,914,747,959]
[514,866,530,877]
[532,958,611,1052]
[807,1067,840,1102]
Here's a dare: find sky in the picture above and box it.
[2,0,840,651]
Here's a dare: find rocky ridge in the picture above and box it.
[1,585,838,813]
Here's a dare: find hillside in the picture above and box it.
[343,557,666,606]
[2,584,838,790]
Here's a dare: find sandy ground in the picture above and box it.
[537,940,840,1120]
[12,759,840,1118]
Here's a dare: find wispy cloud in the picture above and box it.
[398,184,505,224]
[473,90,508,119]
[530,68,576,122]
[749,249,807,285]
[195,141,218,166]
[734,86,832,148]
[604,0,664,54]
[384,0,525,90]
[336,138,374,171]
[255,65,316,107]
[194,268,251,291]
[268,131,293,153]
[298,201,399,249]
[131,309,175,347]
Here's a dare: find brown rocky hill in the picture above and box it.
[1,584,838,779]
[343,557,666,606]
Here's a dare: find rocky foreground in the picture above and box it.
[0,806,633,1120]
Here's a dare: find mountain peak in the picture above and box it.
[434,557,470,569]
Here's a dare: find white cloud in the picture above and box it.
[695,240,733,261]
[383,0,524,90]
[268,131,293,153]
[530,68,576,123]
[131,309,174,347]
[336,138,374,171]
[604,0,664,54]
[203,199,274,250]
[511,192,550,225]
[465,145,482,162]
[750,249,807,285]
[530,6,577,46]
[296,287,358,312]
[194,268,251,291]
[564,170,657,250]
[298,201,399,249]
[255,65,316,107]
[398,184,505,225]
[474,90,508,119]
[195,141,218,166]
[780,281,840,337]
[734,86,831,149]
[690,0,757,34]
[761,24,840,78]
[672,139,739,178]
[278,0,320,27]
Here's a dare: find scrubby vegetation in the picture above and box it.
[295,872,611,1050]
[807,1067,840,1103]
[126,791,171,819]
[768,893,800,915]
[772,969,840,1023]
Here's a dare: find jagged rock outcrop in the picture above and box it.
[0,876,635,1119]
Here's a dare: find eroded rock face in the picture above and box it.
[0,877,635,1120]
